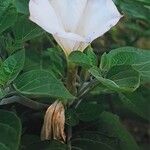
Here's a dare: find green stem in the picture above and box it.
[66,62,77,150]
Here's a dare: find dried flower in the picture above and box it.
[41,101,66,142]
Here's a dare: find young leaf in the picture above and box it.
[69,48,97,69]
[14,70,74,100]
[69,51,93,68]
[0,50,25,86]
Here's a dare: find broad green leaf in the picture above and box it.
[24,48,65,78]
[0,50,25,86]
[0,0,17,34]
[98,112,140,150]
[119,87,150,121]
[13,16,44,43]
[0,110,21,135]
[89,66,140,92]
[100,47,150,82]
[14,70,74,100]
[0,110,21,150]
[76,103,103,122]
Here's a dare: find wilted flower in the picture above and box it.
[29,0,122,55]
[41,101,66,142]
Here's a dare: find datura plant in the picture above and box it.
[29,0,121,143]
[0,0,150,150]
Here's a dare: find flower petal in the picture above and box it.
[54,36,88,55]
[77,0,122,42]
[29,0,86,55]
[29,0,64,34]
[50,0,88,32]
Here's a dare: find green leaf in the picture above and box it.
[98,112,140,150]
[12,16,44,43]
[0,50,25,86]
[0,110,21,150]
[0,143,8,150]
[69,49,97,68]
[76,102,103,122]
[14,70,74,100]
[89,66,140,92]
[24,48,65,78]
[14,0,29,15]
[72,138,114,150]
[117,0,150,22]
[0,0,17,34]
[119,87,150,121]
[24,140,67,150]
[0,89,5,99]
[100,47,150,82]
[69,51,92,68]
[84,47,98,66]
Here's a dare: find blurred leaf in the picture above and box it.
[13,16,44,43]
[0,110,21,150]
[72,138,113,150]
[98,112,140,150]
[116,0,150,22]
[0,50,25,86]
[14,70,74,100]
[66,109,79,127]
[23,140,67,150]
[76,103,103,122]
[119,87,150,121]
[89,66,140,92]
[0,0,17,34]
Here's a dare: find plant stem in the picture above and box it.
[73,79,99,109]
[0,95,48,110]
[108,94,115,113]
[66,62,77,150]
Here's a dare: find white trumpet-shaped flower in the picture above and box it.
[29,0,122,55]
